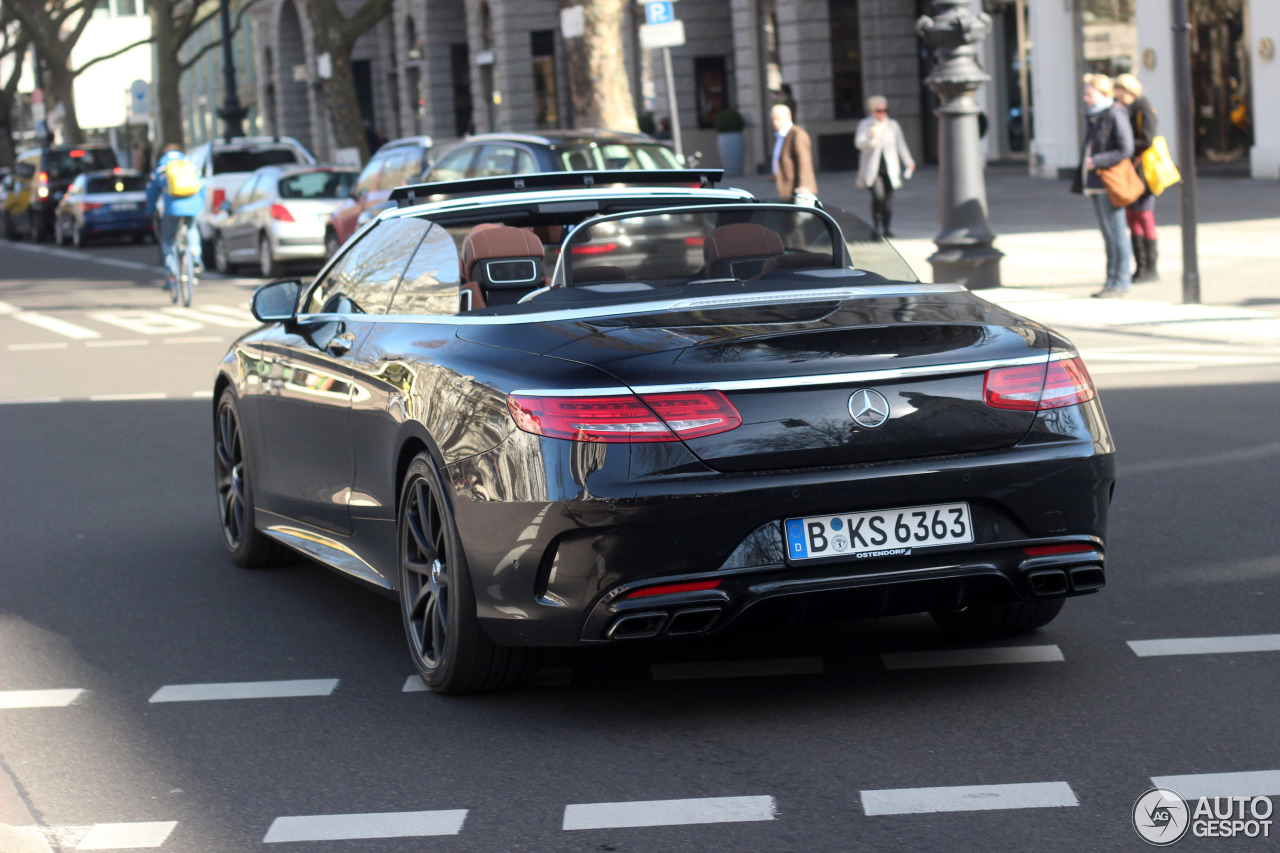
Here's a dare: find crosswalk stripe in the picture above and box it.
[882,645,1064,670]
[1128,634,1280,657]
[8,342,68,350]
[162,306,255,327]
[860,781,1078,815]
[562,796,776,830]
[651,657,824,681]
[76,821,177,850]
[0,688,85,709]
[12,312,101,339]
[0,300,18,314]
[89,393,167,402]
[196,304,256,321]
[1150,770,1280,799]
[149,678,338,703]
[263,810,467,842]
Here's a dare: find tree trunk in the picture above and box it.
[149,0,187,149]
[313,28,368,162]
[44,61,85,145]
[561,0,637,131]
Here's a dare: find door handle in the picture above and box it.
[327,331,357,356]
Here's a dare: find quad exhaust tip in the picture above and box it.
[607,606,724,640]
[1068,565,1105,592]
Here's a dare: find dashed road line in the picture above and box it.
[0,300,17,314]
[1150,770,1280,799]
[860,781,1079,816]
[89,393,168,402]
[1128,634,1280,657]
[263,810,467,843]
[0,397,64,405]
[77,821,177,850]
[0,688,85,709]
[562,796,776,830]
[881,644,1064,670]
[651,657,824,681]
[12,312,101,339]
[85,339,148,348]
[8,342,68,351]
[149,678,339,703]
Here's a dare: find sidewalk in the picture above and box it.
[724,166,1280,345]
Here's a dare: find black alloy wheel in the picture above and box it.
[214,389,281,567]
[931,598,1064,639]
[398,453,539,693]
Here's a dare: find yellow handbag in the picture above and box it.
[1140,136,1181,196]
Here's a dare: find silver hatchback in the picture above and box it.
[212,165,357,278]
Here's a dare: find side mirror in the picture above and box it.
[251,278,302,323]
[220,199,231,213]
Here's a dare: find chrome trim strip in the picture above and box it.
[262,524,392,590]
[510,352,1075,397]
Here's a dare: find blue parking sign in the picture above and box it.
[645,1,674,25]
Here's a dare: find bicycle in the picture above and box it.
[170,216,197,307]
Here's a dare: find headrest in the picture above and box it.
[704,223,785,268]
[461,225,543,280]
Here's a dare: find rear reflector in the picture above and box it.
[1024,544,1095,556]
[626,580,721,599]
[269,203,295,222]
[984,357,1096,411]
[508,391,742,443]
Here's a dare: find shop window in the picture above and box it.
[695,57,728,130]
[829,0,862,120]
[532,30,559,130]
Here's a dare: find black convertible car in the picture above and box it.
[213,170,1115,693]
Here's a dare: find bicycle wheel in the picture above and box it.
[180,243,195,307]
[168,244,180,304]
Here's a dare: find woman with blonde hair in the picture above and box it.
[855,95,915,237]
[1114,73,1160,282]
[1070,73,1134,298]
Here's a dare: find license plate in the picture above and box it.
[111,202,139,211]
[784,502,973,561]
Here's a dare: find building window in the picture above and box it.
[694,57,729,129]
[532,30,559,130]
[829,0,862,120]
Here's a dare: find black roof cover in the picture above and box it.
[390,169,724,207]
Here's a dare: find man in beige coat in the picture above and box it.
[771,104,817,201]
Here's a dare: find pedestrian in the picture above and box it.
[774,84,797,120]
[1070,73,1135,298]
[1114,73,1159,282]
[771,104,817,204]
[854,95,915,237]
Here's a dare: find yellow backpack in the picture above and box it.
[164,158,201,197]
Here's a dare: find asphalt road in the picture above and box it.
[2,238,1279,852]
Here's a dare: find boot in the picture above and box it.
[1136,237,1160,282]
[881,213,894,239]
[1130,233,1147,282]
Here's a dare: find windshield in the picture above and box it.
[278,170,358,199]
[45,149,117,181]
[213,148,303,174]
[558,142,683,171]
[86,175,147,193]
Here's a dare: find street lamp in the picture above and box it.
[216,0,248,138]
[917,0,1002,289]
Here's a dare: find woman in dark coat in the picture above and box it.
[1071,73,1135,298]
[1115,73,1159,282]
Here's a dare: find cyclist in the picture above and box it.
[145,144,205,292]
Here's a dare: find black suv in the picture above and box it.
[2,144,119,241]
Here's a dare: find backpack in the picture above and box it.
[164,157,201,197]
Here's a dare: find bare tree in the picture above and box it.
[9,0,152,144]
[304,0,394,162]
[1,9,31,165]
[559,0,637,131]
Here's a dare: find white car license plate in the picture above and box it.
[784,502,973,561]
[111,202,139,211]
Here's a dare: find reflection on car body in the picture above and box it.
[213,169,1116,694]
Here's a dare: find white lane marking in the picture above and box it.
[9,342,69,351]
[149,678,338,703]
[263,810,467,842]
[0,688,85,709]
[85,339,148,348]
[1150,770,1280,799]
[77,821,177,850]
[162,307,254,327]
[0,300,17,314]
[89,256,160,273]
[882,645,1064,670]
[0,397,63,405]
[563,796,776,830]
[402,675,428,692]
[89,393,168,402]
[196,304,256,321]
[90,311,203,335]
[651,657,824,681]
[12,312,102,339]
[191,390,213,398]
[162,336,224,344]
[1128,634,1280,657]
[860,781,1079,815]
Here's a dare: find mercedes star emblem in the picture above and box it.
[848,388,890,429]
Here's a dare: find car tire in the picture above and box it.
[201,237,215,269]
[931,598,1065,639]
[258,234,278,279]
[27,212,42,243]
[54,218,64,245]
[214,388,284,568]
[397,452,541,694]
[72,224,87,248]
[214,232,234,274]
[324,228,340,259]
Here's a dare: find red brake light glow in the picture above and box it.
[626,580,721,599]
[570,242,617,255]
[82,202,102,212]
[269,203,295,222]
[984,357,1096,411]
[69,150,85,158]
[1024,544,1095,556]
[507,391,742,443]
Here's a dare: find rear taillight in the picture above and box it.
[82,202,102,212]
[984,357,1096,411]
[211,188,226,211]
[269,204,295,222]
[507,391,742,443]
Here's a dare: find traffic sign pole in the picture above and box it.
[661,47,683,159]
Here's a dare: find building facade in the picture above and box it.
[248,0,1276,179]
